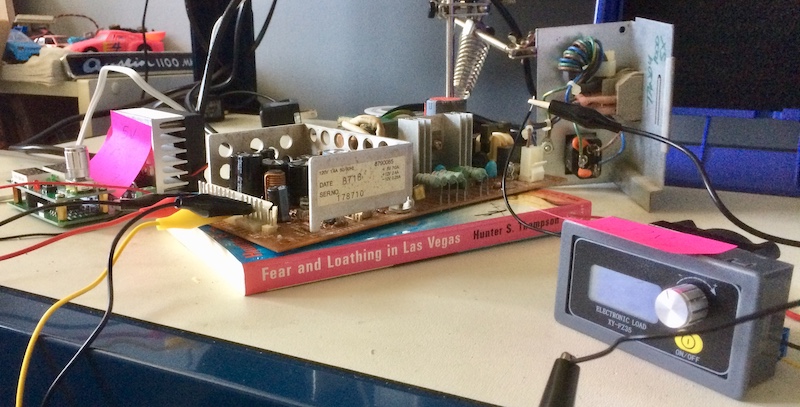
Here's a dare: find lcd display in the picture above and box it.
[587,264,662,323]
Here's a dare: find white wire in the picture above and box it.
[75,66,185,146]
[194,13,226,113]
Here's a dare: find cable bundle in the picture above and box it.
[558,37,604,83]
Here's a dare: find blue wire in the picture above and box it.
[600,132,626,165]
[564,72,582,103]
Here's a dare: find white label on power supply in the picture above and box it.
[308,143,412,232]
[315,158,406,207]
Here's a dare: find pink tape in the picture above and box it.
[89,111,153,196]
[575,217,736,255]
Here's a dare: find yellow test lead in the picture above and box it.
[155,209,229,230]
[15,220,158,407]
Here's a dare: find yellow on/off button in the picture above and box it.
[675,334,704,354]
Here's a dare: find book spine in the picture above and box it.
[240,198,591,295]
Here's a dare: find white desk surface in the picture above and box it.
[2,149,799,407]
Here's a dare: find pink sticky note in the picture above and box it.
[575,217,736,255]
[89,111,153,196]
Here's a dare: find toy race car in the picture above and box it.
[32,34,70,48]
[67,29,166,52]
[3,29,42,62]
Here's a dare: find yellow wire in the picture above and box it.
[783,357,800,371]
[15,220,158,407]
[541,85,567,101]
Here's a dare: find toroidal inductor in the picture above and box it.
[264,169,286,190]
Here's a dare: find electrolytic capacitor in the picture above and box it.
[496,145,512,168]
[230,152,264,198]
[287,157,309,206]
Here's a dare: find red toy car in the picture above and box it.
[67,30,166,52]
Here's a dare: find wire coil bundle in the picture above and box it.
[558,36,604,86]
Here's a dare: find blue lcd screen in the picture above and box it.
[587,264,662,324]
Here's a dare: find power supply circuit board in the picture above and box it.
[201,120,565,253]
[8,165,119,228]
[208,175,564,253]
[9,184,117,228]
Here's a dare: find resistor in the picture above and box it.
[455,166,488,182]
[415,170,466,188]
[415,172,445,188]
[445,170,466,187]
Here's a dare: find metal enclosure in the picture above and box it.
[536,18,674,210]
[205,124,412,232]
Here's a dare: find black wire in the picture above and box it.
[500,106,560,238]
[186,0,274,57]
[195,0,278,114]
[489,0,521,37]
[380,103,425,118]
[182,68,231,111]
[183,80,220,134]
[572,299,800,364]
[488,0,535,96]
[38,202,175,407]
[522,58,537,97]
[200,2,266,115]
[187,5,247,118]
[0,193,175,232]
[207,0,249,94]
[183,81,201,111]
[788,342,800,352]
[250,0,278,53]
[7,145,66,156]
[53,14,100,34]
[0,200,122,229]
[190,1,239,115]
[518,107,535,140]
[12,80,197,147]
[217,90,276,102]
[620,125,800,248]
[185,3,211,53]
[195,0,245,116]
[0,233,61,241]
[140,0,151,100]
[12,110,112,146]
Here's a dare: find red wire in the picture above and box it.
[787,310,800,322]
[0,198,177,262]
[188,164,208,178]
[0,179,163,261]
[2,181,152,195]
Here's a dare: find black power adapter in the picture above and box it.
[260,100,300,127]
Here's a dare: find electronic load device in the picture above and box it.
[554,219,793,399]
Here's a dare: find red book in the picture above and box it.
[169,189,591,295]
